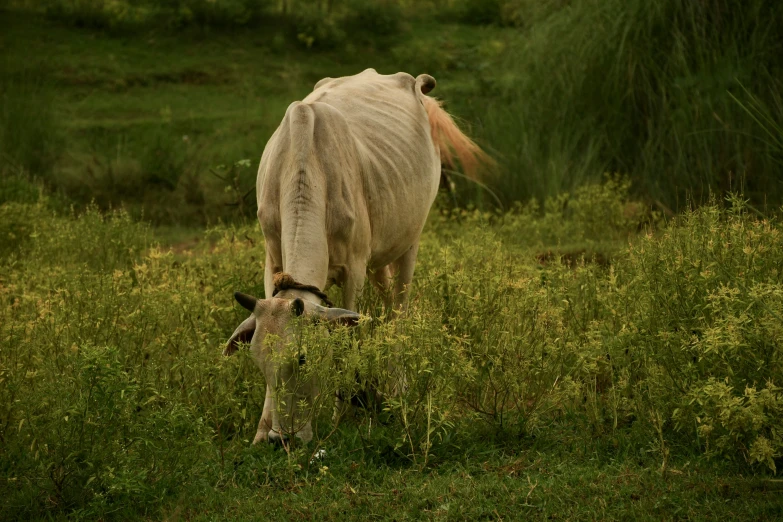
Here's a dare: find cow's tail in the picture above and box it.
[415,74,492,180]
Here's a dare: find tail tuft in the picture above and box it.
[421,96,492,180]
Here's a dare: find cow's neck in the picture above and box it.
[279,180,329,293]
[278,101,330,295]
[279,221,329,295]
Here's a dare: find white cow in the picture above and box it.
[226,68,487,444]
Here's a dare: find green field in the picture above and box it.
[1,9,510,224]
[4,0,783,220]
[3,186,782,519]
[2,1,783,520]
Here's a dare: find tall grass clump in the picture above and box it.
[469,0,783,209]
[0,71,64,181]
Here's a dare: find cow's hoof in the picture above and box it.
[267,431,289,446]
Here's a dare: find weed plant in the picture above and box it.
[1,182,781,518]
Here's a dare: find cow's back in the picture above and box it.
[301,69,440,268]
[257,69,440,290]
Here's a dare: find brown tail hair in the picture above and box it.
[421,95,492,180]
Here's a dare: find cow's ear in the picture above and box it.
[225,315,256,356]
[304,301,363,326]
[323,307,362,326]
[290,298,306,317]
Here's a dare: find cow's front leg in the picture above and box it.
[253,384,275,444]
[263,353,315,445]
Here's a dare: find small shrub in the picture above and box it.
[287,3,345,50]
[42,0,157,33]
[455,0,503,25]
[340,0,403,41]
[0,167,44,206]
[59,128,215,225]
[40,0,276,32]
[0,201,52,259]
[181,0,274,29]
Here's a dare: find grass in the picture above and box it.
[3,3,783,519]
[0,10,509,225]
[4,2,783,221]
[473,0,783,210]
[1,183,782,519]
[161,446,782,520]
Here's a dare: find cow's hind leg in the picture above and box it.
[384,242,421,396]
[342,263,367,312]
[332,263,367,422]
[369,265,393,310]
[391,242,420,312]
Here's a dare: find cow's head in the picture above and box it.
[225,291,360,445]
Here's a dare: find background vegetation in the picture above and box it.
[2,0,783,519]
[2,0,783,222]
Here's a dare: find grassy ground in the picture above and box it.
[2,4,783,520]
[2,184,782,520]
[166,445,782,521]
